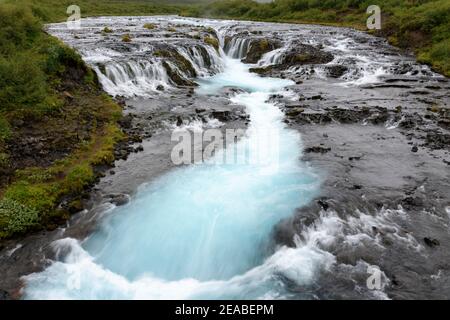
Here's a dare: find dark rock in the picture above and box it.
[211,110,231,122]
[176,116,183,126]
[329,108,369,124]
[280,43,334,66]
[156,84,164,91]
[411,145,418,152]
[0,290,10,300]
[423,237,440,248]
[285,108,304,117]
[317,199,329,211]
[401,196,423,209]
[425,132,450,150]
[108,194,130,206]
[305,146,331,153]
[325,65,348,78]
[242,38,282,64]
[118,114,133,129]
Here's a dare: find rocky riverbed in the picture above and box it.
[0,16,449,300]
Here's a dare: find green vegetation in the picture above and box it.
[122,33,132,42]
[4,0,192,23]
[0,3,124,239]
[204,36,220,51]
[143,23,156,30]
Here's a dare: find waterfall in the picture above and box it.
[93,44,225,97]
[258,47,285,67]
[225,37,252,59]
[94,59,170,97]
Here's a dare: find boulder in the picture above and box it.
[280,43,333,66]
[325,65,348,78]
[108,194,130,206]
[242,39,282,64]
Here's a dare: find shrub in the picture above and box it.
[0,54,47,112]
[0,4,41,56]
[0,198,39,237]
[0,115,11,141]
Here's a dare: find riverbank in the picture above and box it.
[0,5,127,240]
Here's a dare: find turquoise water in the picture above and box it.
[23,57,324,299]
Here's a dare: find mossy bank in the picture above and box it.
[0,4,125,240]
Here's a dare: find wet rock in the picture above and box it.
[0,289,10,300]
[219,86,247,96]
[423,237,440,248]
[280,43,333,66]
[249,66,274,75]
[368,109,389,125]
[329,108,369,124]
[162,61,197,87]
[176,116,183,126]
[242,39,282,64]
[67,199,84,214]
[325,65,348,78]
[425,132,450,150]
[297,112,332,124]
[211,110,231,122]
[118,114,133,129]
[156,84,164,91]
[411,145,418,152]
[305,146,331,153]
[317,199,329,211]
[108,194,130,206]
[401,196,423,209]
[285,107,304,117]
[398,114,423,129]
[437,118,450,130]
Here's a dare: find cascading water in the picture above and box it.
[3,15,445,301]
[21,23,333,300]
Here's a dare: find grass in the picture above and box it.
[0,3,125,239]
